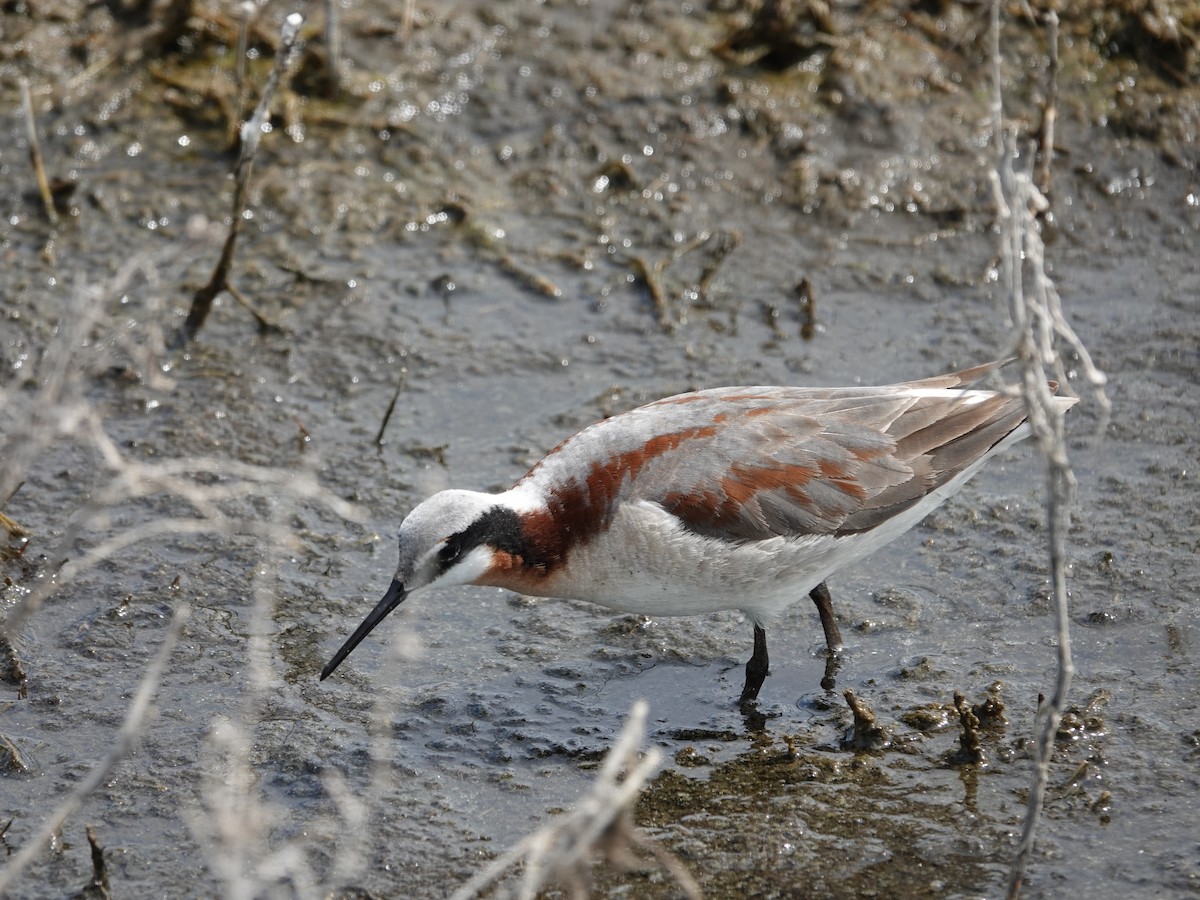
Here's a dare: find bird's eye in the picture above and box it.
[438,540,462,567]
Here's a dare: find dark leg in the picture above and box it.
[809,581,843,652]
[820,647,842,691]
[811,581,843,690]
[739,625,769,705]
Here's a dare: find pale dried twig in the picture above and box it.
[1035,10,1059,199]
[233,1,260,142]
[19,76,58,227]
[0,604,190,894]
[190,501,319,900]
[0,256,366,898]
[1,424,360,643]
[450,700,701,900]
[0,264,358,642]
[987,3,1108,897]
[323,0,342,95]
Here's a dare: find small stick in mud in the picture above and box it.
[630,256,672,332]
[459,213,563,299]
[843,689,892,751]
[1034,10,1059,204]
[232,1,254,147]
[795,276,817,341]
[225,281,282,335]
[375,371,408,447]
[692,228,741,298]
[178,12,305,346]
[633,229,739,332]
[83,825,111,899]
[19,77,59,228]
[294,416,311,455]
[323,0,342,96]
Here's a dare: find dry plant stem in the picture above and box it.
[0,279,109,510]
[233,1,255,145]
[401,0,415,42]
[225,280,278,333]
[322,630,420,894]
[2,481,24,509]
[180,12,305,345]
[19,77,58,227]
[451,700,700,900]
[0,605,190,894]
[1035,11,1059,199]
[0,509,26,537]
[191,494,325,899]
[192,454,379,897]
[1,408,359,641]
[1005,350,1076,899]
[631,256,672,331]
[988,2,1105,896]
[324,0,342,95]
[85,825,111,896]
[0,253,360,896]
[375,377,406,445]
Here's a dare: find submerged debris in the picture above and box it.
[951,691,985,765]
[1090,1,1199,85]
[899,703,953,732]
[1056,689,1110,741]
[0,734,30,775]
[715,0,839,70]
[972,684,1008,729]
[0,634,27,700]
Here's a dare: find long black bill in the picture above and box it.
[320,579,408,680]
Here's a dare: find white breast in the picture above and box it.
[536,499,840,624]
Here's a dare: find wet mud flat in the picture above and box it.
[2,0,1199,897]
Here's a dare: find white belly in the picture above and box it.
[540,500,843,625]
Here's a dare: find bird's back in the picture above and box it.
[511,363,1063,546]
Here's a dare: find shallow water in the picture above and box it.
[2,0,1199,897]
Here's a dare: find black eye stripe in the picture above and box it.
[437,506,536,574]
[438,539,464,566]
